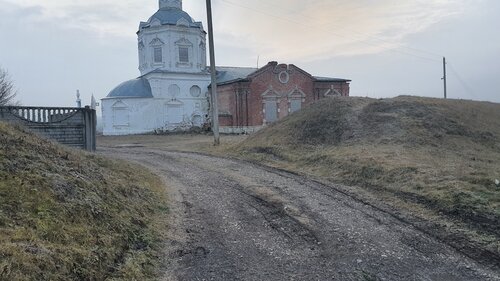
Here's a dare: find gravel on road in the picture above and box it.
[100,147,500,281]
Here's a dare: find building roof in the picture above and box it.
[215,67,258,85]
[314,76,352,82]
[106,78,153,98]
[213,66,351,86]
[140,8,203,30]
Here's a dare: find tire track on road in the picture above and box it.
[100,147,500,281]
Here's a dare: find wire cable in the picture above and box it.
[252,0,444,59]
[218,0,442,64]
[447,61,477,98]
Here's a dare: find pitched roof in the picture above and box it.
[314,76,352,82]
[215,67,258,85]
[214,63,351,86]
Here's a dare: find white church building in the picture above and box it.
[102,0,351,135]
[102,0,211,135]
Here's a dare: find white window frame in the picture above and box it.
[154,47,163,63]
[179,47,189,63]
[175,38,193,67]
[149,37,165,66]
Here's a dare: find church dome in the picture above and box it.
[146,8,201,28]
[107,78,153,98]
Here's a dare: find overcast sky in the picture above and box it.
[1,0,499,109]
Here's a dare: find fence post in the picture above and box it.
[83,106,95,152]
[91,108,96,151]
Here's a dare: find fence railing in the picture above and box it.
[0,106,96,152]
[6,107,83,123]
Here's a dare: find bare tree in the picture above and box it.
[0,67,17,106]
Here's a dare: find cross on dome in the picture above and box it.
[159,0,182,9]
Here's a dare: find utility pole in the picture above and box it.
[442,57,447,99]
[206,0,220,146]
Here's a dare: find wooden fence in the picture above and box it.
[0,106,96,151]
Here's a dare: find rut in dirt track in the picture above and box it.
[100,147,500,281]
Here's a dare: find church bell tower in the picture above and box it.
[159,0,182,9]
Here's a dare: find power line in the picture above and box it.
[218,0,442,64]
[447,61,477,98]
[217,0,452,100]
[252,0,444,59]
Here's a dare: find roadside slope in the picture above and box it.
[230,96,500,268]
[0,122,168,280]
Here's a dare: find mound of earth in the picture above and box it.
[244,96,500,148]
[0,122,168,280]
[233,96,500,268]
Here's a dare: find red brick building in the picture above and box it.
[215,61,350,133]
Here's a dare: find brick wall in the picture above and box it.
[217,62,350,129]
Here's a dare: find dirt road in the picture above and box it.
[100,147,499,281]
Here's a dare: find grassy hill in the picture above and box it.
[0,122,168,280]
[230,96,500,267]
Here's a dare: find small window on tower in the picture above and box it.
[154,47,163,63]
[179,47,189,63]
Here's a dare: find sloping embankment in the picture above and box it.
[0,122,168,280]
[230,96,500,268]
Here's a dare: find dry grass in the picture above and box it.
[98,133,243,153]
[225,96,500,265]
[94,96,500,267]
[0,122,169,280]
